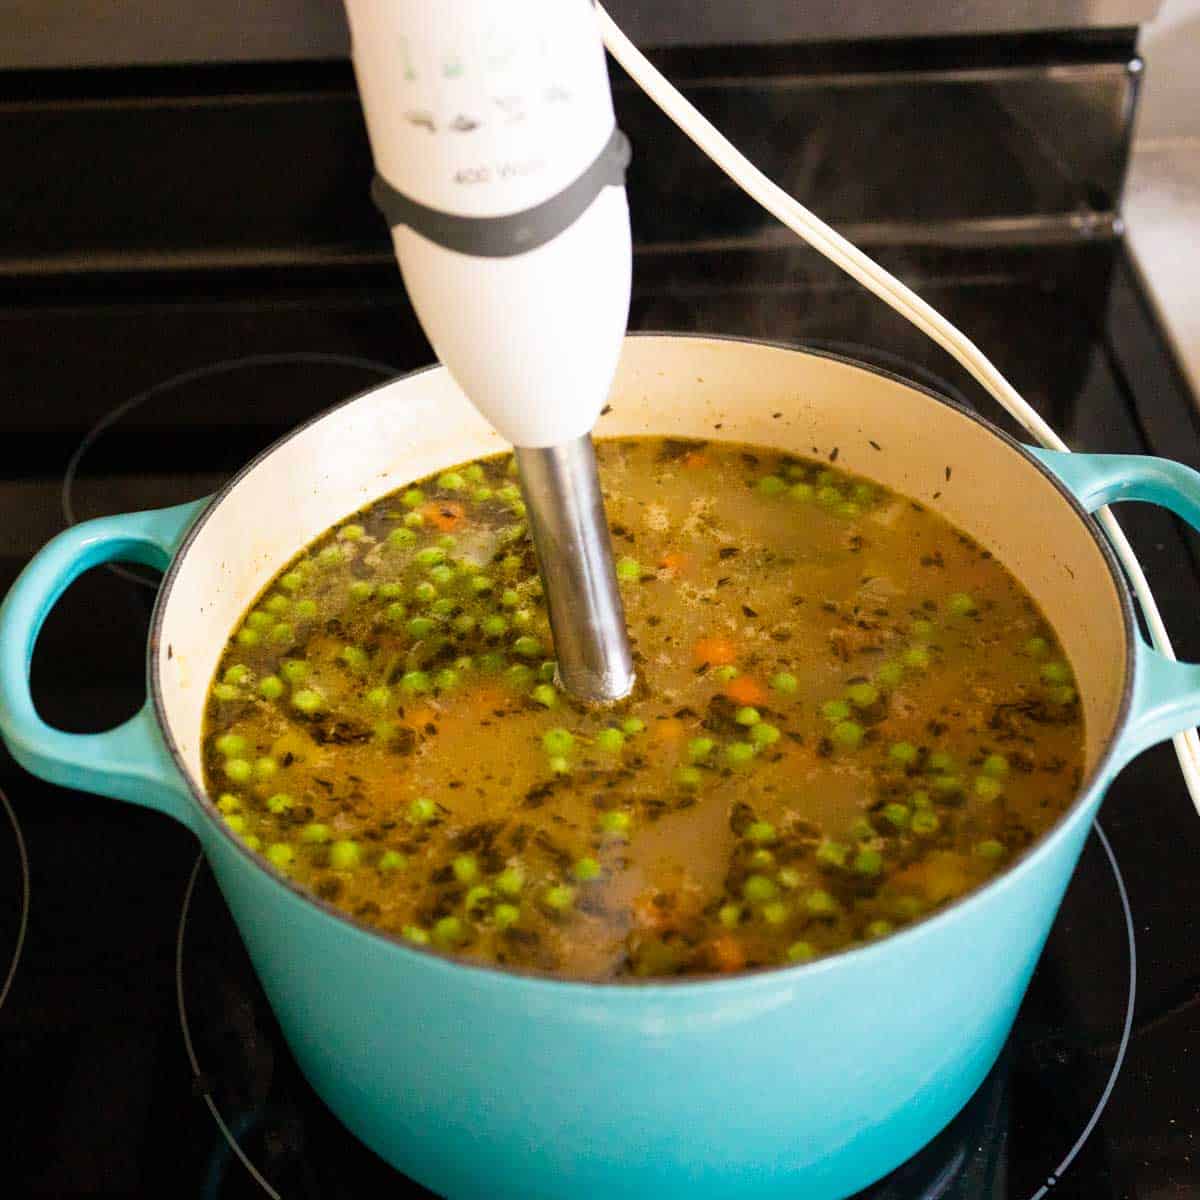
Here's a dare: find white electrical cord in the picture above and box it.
[598,4,1200,812]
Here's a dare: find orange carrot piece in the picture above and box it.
[725,676,768,706]
[658,550,690,576]
[692,637,737,667]
[682,451,709,469]
[708,934,746,973]
[654,718,683,743]
[421,500,466,532]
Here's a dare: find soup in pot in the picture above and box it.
[201,438,1084,980]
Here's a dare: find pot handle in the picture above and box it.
[1030,448,1200,761]
[0,500,209,829]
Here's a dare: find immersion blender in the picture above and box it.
[343,0,635,703]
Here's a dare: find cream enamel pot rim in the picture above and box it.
[4,333,1200,1200]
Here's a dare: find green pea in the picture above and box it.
[675,766,703,790]
[541,727,574,756]
[434,916,468,946]
[892,895,925,921]
[743,874,778,902]
[735,706,761,727]
[215,733,247,757]
[761,900,789,926]
[816,485,841,508]
[346,581,373,604]
[338,523,365,542]
[832,720,864,749]
[726,742,757,766]
[910,789,932,810]
[415,546,446,567]
[224,758,252,783]
[401,488,425,508]
[453,854,479,884]
[246,610,274,631]
[511,608,535,629]
[757,475,787,496]
[380,602,405,626]
[778,866,802,889]
[933,775,964,796]
[509,499,528,517]
[1041,661,1071,684]
[596,727,626,753]
[254,757,278,781]
[267,622,293,645]
[463,463,486,484]
[1049,684,1077,705]
[403,513,425,531]
[912,810,941,835]
[981,754,1009,778]
[295,599,318,620]
[928,750,954,772]
[432,667,458,696]
[621,717,645,735]
[400,671,431,694]
[911,618,935,639]
[235,628,260,648]
[499,554,522,576]
[278,659,306,684]
[377,582,404,600]
[542,884,576,912]
[530,683,557,708]
[431,598,456,618]
[258,675,284,701]
[750,722,780,746]
[493,903,521,930]
[718,903,742,929]
[378,850,407,871]
[816,838,849,868]
[849,817,876,841]
[882,803,910,830]
[789,483,814,503]
[403,617,433,641]
[214,683,244,703]
[463,885,493,912]
[388,527,417,548]
[497,483,520,502]
[243,835,262,853]
[711,665,739,683]
[300,822,331,843]
[846,681,879,708]
[495,866,525,896]
[599,810,631,836]
[481,614,508,638]
[403,925,430,945]
[318,545,343,566]
[747,848,775,871]
[947,592,976,617]
[974,839,1006,860]
[408,797,436,824]
[837,501,862,519]
[329,840,361,870]
[770,672,798,694]
[223,664,252,685]
[266,843,294,869]
[499,588,521,609]
[217,794,241,815]
[866,919,893,939]
[292,689,323,714]
[478,652,505,673]
[876,662,905,687]
[279,571,305,593]
[469,575,494,595]
[615,557,642,581]
[851,483,875,506]
[787,941,816,962]
[821,698,851,722]
[438,471,465,491]
[365,686,391,709]
[687,736,714,761]
[340,646,369,673]
[471,486,493,503]
[512,635,543,658]
[974,776,1004,801]
[888,741,918,766]
[572,857,602,882]
[853,848,883,876]
[746,820,777,845]
[805,889,838,915]
[903,646,931,670]
[1024,636,1049,657]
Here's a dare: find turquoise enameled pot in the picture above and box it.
[4,336,1200,1199]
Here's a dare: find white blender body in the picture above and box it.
[343,0,635,699]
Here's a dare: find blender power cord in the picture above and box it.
[598,5,1200,814]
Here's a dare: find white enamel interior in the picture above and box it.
[155,336,1128,800]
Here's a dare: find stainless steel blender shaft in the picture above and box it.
[514,437,635,704]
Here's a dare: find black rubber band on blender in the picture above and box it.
[371,126,631,258]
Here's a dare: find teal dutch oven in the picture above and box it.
[3,336,1200,1199]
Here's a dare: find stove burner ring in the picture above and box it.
[0,784,31,1014]
[61,352,400,590]
[174,821,1138,1199]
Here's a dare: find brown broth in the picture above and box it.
[201,438,1084,980]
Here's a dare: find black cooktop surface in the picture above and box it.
[2,240,1199,1199]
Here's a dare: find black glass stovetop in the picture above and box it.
[2,240,1199,1199]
